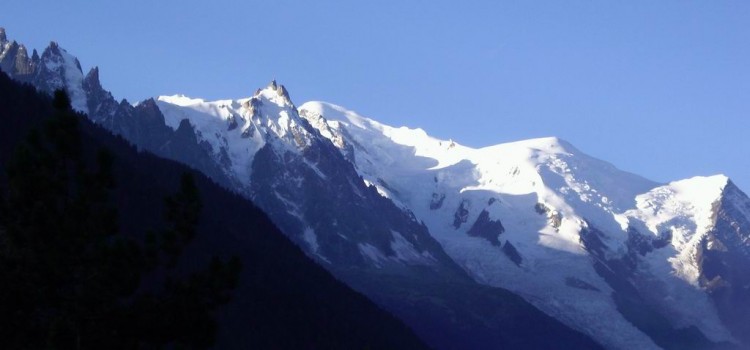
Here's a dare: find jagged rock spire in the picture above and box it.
[42,41,63,63]
[0,27,7,45]
[17,44,29,64]
[269,79,277,90]
[0,41,19,73]
[86,66,100,83]
[13,44,34,75]
[277,83,290,100]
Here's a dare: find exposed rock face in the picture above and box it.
[698,181,750,345]
[0,42,34,80]
[13,45,34,76]
[579,224,737,350]
[298,107,354,160]
[0,28,604,350]
[22,27,750,349]
[453,200,469,229]
[0,41,19,73]
[299,100,750,350]
[467,209,504,245]
[83,67,118,122]
[147,86,601,348]
[535,202,562,229]
[146,90,606,348]
[34,42,68,91]
[277,83,290,102]
[430,193,446,210]
[249,134,454,269]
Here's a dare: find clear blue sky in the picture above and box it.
[3,1,750,189]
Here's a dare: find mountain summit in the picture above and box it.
[299,101,749,349]
[3,27,750,349]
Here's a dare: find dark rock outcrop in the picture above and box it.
[83,67,118,122]
[0,30,606,350]
[430,192,446,209]
[467,209,505,245]
[698,181,750,345]
[502,241,522,266]
[453,200,469,229]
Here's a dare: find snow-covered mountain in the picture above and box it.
[1,29,603,349]
[1,31,87,113]
[152,85,458,271]
[298,101,750,349]
[4,27,750,349]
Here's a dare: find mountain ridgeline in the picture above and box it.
[0,65,427,347]
[0,28,603,349]
[4,27,750,350]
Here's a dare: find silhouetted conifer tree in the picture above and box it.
[0,90,240,349]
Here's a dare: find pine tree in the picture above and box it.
[0,90,240,349]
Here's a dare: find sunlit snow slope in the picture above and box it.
[10,25,749,348]
[154,83,444,270]
[156,82,314,190]
[298,101,742,350]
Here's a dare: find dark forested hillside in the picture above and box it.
[0,71,427,349]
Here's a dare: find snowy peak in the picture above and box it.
[622,174,750,345]
[615,175,732,287]
[156,85,452,272]
[0,28,88,113]
[0,29,36,79]
[623,174,730,239]
[680,174,730,193]
[6,27,750,348]
[265,79,292,103]
[487,136,575,155]
[299,101,474,170]
[35,41,88,114]
[157,81,306,144]
[299,101,657,212]
[254,80,294,109]
[0,29,87,114]
[155,81,315,187]
[157,94,211,108]
[298,100,750,348]
[719,177,750,219]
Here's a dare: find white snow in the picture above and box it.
[611,175,735,341]
[0,42,11,60]
[357,231,437,267]
[155,83,315,188]
[303,227,319,252]
[358,243,387,268]
[389,230,437,265]
[39,46,89,114]
[145,88,744,347]
[620,175,729,286]
[299,100,738,348]
[58,49,88,114]
[8,26,748,349]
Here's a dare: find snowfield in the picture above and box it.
[298,101,738,349]
[8,27,749,349]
